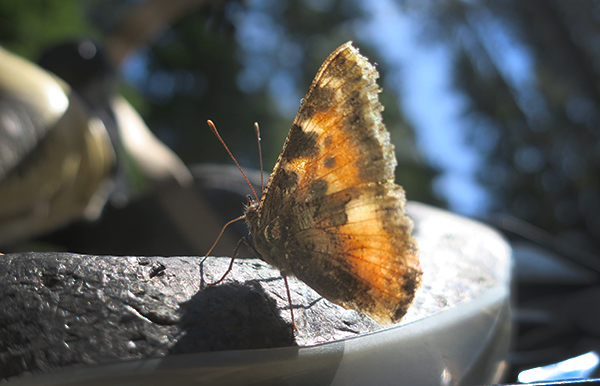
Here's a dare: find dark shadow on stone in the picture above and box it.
[243,278,326,312]
[170,282,296,354]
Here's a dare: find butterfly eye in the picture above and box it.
[246,195,255,205]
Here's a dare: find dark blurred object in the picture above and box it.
[33,164,258,257]
[0,42,194,247]
[490,215,600,383]
[37,39,194,196]
[0,46,116,246]
[0,0,241,250]
[38,40,112,94]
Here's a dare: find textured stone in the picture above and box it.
[0,202,511,379]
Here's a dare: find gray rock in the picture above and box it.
[0,202,512,380]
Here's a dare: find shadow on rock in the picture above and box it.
[170,281,296,354]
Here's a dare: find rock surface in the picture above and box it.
[0,202,511,379]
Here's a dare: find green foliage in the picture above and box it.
[0,0,100,59]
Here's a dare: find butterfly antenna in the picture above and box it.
[254,122,264,193]
[207,120,259,202]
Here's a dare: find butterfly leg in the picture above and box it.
[234,239,297,331]
[206,236,248,285]
[243,237,261,259]
[283,275,298,332]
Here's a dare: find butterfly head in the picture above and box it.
[244,194,260,237]
[245,194,259,214]
[244,194,270,260]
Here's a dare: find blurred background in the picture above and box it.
[2,0,599,253]
[2,0,600,383]
[3,0,599,255]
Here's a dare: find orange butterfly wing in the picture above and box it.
[245,42,421,324]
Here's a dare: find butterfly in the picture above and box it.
[239,41,422,325]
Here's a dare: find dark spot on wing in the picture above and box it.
[277,169,298,193]
[324,156,336,169]
[308,179,328,199]
[327,211,348,227]
[300,85,335,118]
[283,124,318,160]
[313,188,357,227]
[402,267,421,295]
